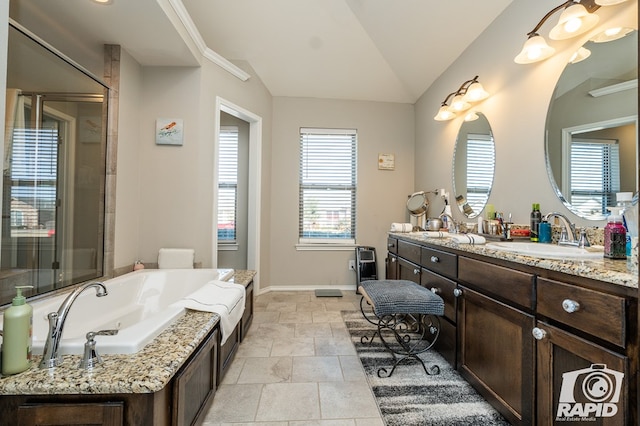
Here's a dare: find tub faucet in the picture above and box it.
[39,282,108,369]
[543,212,577,246]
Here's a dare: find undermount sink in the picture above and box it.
[485,241,604,260]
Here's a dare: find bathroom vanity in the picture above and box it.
[0,270,255,426]
[386,233,637,426]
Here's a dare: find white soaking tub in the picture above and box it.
[4,268,234,355]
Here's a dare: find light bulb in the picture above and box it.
[514,35,556,64]
[434,106,456,121]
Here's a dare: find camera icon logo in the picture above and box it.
[556,364,624,420]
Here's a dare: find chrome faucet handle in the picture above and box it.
[577,229,591,248]
[559,227,569,243]
[79,329,118,369]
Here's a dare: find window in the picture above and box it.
[299,128,357,244]
[568,138,620,217]
[465,133,495,213]
[218,126,239,242]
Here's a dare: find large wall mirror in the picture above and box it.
[545,30,638,220]
[452,112,496,219]
[1,22,108,306]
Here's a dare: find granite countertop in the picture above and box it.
[391,232,638,290]
[0,269,256,396]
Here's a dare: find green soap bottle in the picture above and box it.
[2,286,34,375]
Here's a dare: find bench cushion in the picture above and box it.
[359,280,444,317]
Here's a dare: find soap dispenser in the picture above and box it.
[604,207,626,260]
[2,286,34,375]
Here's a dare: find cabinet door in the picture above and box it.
[534,321,629,426]
[240,281,254,341]
[385,253,398,280]
[17,402,123,426]
[173,327,218,426]
[458,287,534,425]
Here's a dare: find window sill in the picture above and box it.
[295,242,357,251]
[218,244,238,251]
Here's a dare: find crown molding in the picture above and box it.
[167,0,251,82]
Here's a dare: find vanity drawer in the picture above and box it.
[421,268,457,322]
[458,257,534,310]
[398,239,421,264]
[537,278,626,347]
[421,246,457,279]
[387,237,398,254]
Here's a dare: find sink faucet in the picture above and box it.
[439,212,458,233]
[39,282,108,369]
[542,212,578,246]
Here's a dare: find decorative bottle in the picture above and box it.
[530,203,541,242]
[604,209,626,259]
[2,286,34,375]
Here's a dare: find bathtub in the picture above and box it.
[3,268,234,355]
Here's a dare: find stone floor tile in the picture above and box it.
[270,337,316,357]
[237,356,293,384]
[202,383,263,423]
[255,382,320,421]
[292,356,344,382]
[314,336,357,356]
[279,311,313,324]
[295,322,333,338]
[318,382,379,419]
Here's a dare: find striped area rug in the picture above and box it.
[342,310,511,426]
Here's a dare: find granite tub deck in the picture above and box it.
[0,269,256,395]
[392,232,638,289]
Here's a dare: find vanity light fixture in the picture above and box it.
[433,76,489,121]
[569,46,591,63]
[92,0,113,4]
[591,26,634,42]
[514,0,626,64]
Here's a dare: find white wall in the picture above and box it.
[132,60,273,274]
[415,1,637,228]
[113,49,143,268]
[270,97,414,289]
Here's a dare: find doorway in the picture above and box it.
[214,97,262,292]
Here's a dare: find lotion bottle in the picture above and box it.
[604,207,626,260]
[2,286,34,375]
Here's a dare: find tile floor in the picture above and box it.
[202,290,384,426]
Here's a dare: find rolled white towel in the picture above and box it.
[450,234,486,245]
[390,223,413,233]
[423,231,450,238]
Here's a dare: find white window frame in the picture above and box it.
[296,127,357,250]
[217,126,239,247]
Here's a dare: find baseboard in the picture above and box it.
[257,284,356,295]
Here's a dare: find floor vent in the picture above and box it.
[314,289,343,297]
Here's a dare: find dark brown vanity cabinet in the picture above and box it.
[385,235,637,426]
[420,245,458,367]
[397,239,421,284]
[457,257,535,425]
[534,277,632,426]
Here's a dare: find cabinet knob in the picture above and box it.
[413,268,420,275]
[430,287,440,294]
[430,256,440,263]
[390,257,396,263]
[388,243,395,248]
[453,288,462,297]
[562,299,580,313]
[532,327,547,340]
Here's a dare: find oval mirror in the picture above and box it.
[452,112,496,218]
[545,30,638,220]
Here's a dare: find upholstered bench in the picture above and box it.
[358,279,445,378]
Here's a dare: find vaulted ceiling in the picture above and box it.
[10,0,513,103]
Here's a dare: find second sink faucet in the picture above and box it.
[542,212,579,246]
[39,282,108,369]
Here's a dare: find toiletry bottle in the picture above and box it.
[604,208,626,259]
[530,203,541,242]
[539,220,551,243]
[2,286,34,375]
[616,192,633,256]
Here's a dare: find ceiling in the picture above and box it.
[10,0,513,103]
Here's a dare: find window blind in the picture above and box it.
[299,128,357,243]
[569,139,620,217]
[465,133,495,213]
[218,126,238,242]
[10,127,58,230]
